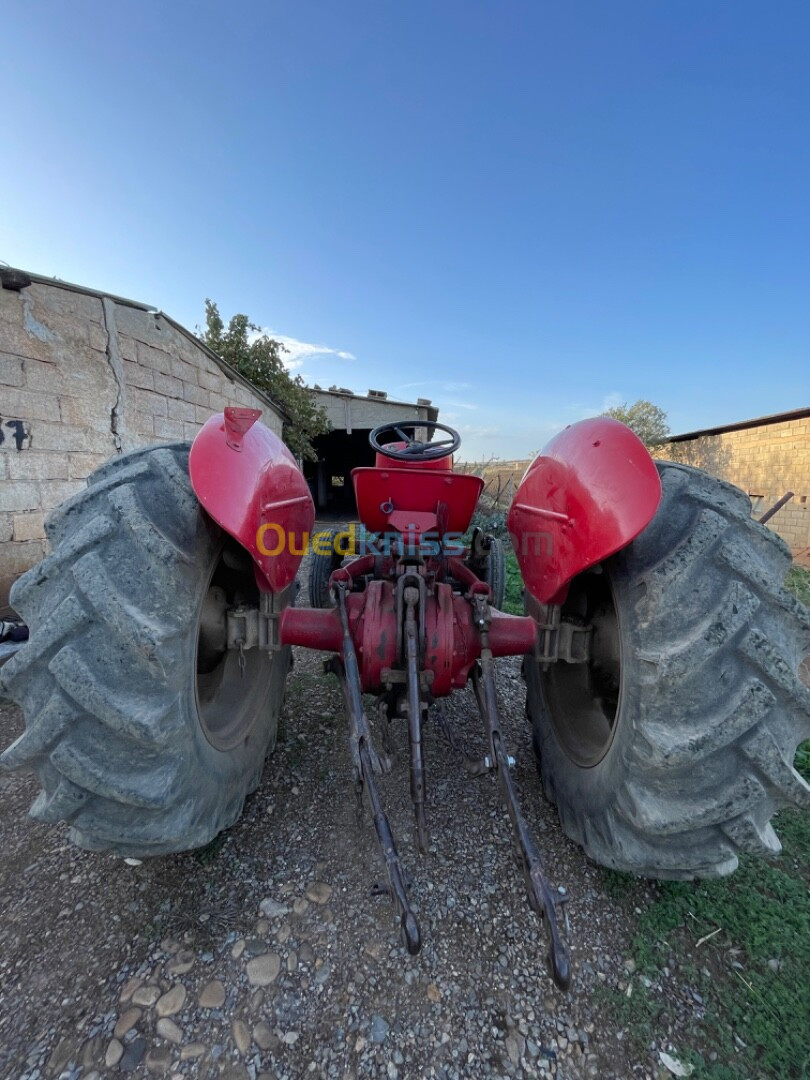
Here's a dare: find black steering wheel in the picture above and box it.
[369,420,462,462]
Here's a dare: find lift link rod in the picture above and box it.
[404,585,429,852]
[334,583,422,955]
[471,596,572,992]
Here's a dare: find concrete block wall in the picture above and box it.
[0,275,282,609]
[660,415,810,559]
[460,415,810,560]
[311,388,436,432]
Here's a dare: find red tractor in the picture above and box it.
[2,410,808,989]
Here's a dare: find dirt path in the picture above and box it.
[0,548,678,1080]
[0,640,675,1080]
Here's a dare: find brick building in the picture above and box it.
[0,268,283,609]
[660,407,810,561]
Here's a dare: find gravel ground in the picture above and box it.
[0,553,678,1080]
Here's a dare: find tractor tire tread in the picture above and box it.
[528,460,810,879]
[485,537,506,611]
[1,442,289,857]
[308,528,342,609]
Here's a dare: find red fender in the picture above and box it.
[189,409,315,592]
[507,418,662,604]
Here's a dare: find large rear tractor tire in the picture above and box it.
[526,461,810,879]
[0,443,293,858]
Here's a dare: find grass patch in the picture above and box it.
[796,742,810,784]
[786,565,810,781]
[607,807,810,1079]
[786,564,810,607]
[503,552,809,1075]
[503,548,524,615]
[606,564,810,1078]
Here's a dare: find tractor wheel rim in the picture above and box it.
[539,568,622,768]
[194,542,272,752]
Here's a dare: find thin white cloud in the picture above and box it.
[564,391,625,420]
[249,328,356,371]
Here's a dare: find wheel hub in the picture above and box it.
[194,543,273,752]
[539,570,622,768]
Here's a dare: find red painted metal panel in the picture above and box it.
[189,410,315,593]
[507,418,661,603]
[352,467,484,535]
[280,606,343,653]
[358,580,398,687]
[279,587,537,695]
[374,447,454,470]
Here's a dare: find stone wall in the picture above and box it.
[0,274,283,609]
[660,412,810,560]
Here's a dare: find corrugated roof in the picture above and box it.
[668,406,810,443]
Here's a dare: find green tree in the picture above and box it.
[201,300,330,461]
[603,399,670,449]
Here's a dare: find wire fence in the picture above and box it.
[455,459,532,511]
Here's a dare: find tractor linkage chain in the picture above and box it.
[325,572,572,991]
[331,581,422,955]
[220,567,573,988]
[470,592,572,991]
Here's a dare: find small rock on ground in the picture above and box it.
[305,881,332,904]
[246,953,281,987]
[114,1008,142,1039]
[157,1017,183,1044]
[232,1019,251,1054]
[199,979,226,1008]
[155,984,186,1017]
[131,985,160,1007]
[105,1039,124,1068]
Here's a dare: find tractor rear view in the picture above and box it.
[2,409,808,990]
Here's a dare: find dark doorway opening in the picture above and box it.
[303,428,376,516]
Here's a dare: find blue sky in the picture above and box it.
[2,1,808,459]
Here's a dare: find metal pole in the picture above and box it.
[758,491,794,525]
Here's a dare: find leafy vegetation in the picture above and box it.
[468,506,509,538]
[603,399,670,448]
[786,564,810,608]
[201,300,330,461]
[503,548,524,615]
[460,516,523,614]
